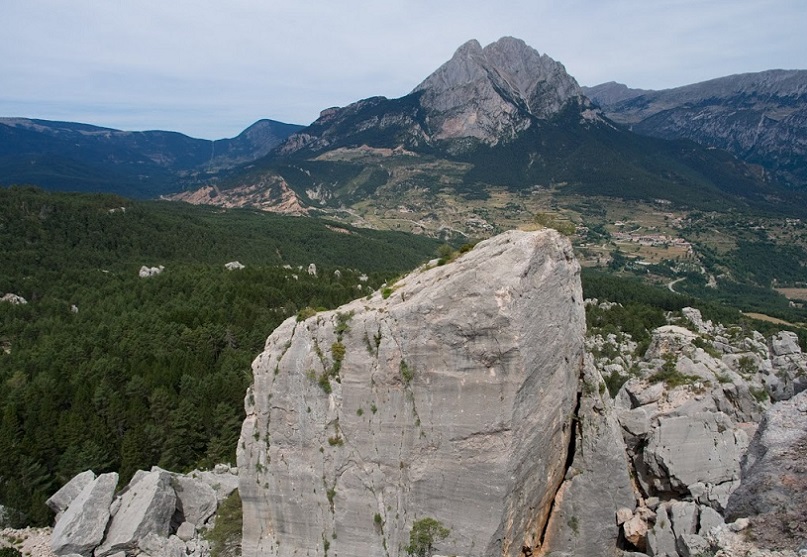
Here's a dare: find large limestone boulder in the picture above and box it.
[51,472,118,556]
[640,412,747,495]
[171,475,217,527]
[95,470,176,556]
[771,331,801,357]
[187,466,238,503]
[46,470,96,515]
[238,229,584,557]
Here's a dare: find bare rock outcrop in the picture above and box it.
[138,266,164,278]
[587,305,807,555]
[540,358,636,557]
[0,293,27,305]
[725,390,807,551]
[51,473,117,557]
[641,412,748,494]
[49,466,238,557]
[238,229,585,557]
[413,37,594,144]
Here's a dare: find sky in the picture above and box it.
[2,0,806,139]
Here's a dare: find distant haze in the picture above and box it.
[2,0,805,139]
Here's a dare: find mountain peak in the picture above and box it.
[412,37,590,143]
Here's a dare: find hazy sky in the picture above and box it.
[2,0,805,139]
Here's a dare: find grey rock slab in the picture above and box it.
[698,505,724,536]
[725,390,807,550]
[95,470,176,557]
[626,381,666,407]
[137,533,185,557]
[171,475,217,527]
[238,229,584,557]
[771,331,801,356]
[642,411,748,494]
[188,468,238,503]
[51,472,118,557]
[677,533,709,557]
[669,500,698,538]
[617,407,651,447]
[542,359,636,556]
[47,470,96,514]
[647,504,677,557]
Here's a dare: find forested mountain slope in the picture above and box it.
[0,186,439,526]
[585,70,807,190]
[0,118,303,198]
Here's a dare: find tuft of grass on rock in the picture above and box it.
[203,491,242,557]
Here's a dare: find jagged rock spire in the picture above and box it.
[412,37,590,142]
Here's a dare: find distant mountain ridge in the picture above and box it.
[279,37,598,157]
[181,36,797,236]
[0,117,303,198]
[584,70,807,189]
[3,37,806,229]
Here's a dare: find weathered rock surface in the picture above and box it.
[413,37,594,143]
[46,470,96,515]
[170,476,217,530]
[541,358,635,556]
[187,466,239,503]
[51,473,117,556]
[49,466,236,557]
[726,390,807,550]
[238,229,584,557]
[95,470,176,556]
[641,412,747,494]
[586,305,807,555]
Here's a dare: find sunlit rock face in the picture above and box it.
[413,37,592,143]
[238,229,585,557]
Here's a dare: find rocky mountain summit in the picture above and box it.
[584,70,807,189]
[278,37,597,156]
[178,37,786,231]
[411,37,594,144]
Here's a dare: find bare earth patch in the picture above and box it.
[1,528,55,557]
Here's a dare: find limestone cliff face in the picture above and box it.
[278,37,597,157]
[413,37,592,143]
[237,229,584,557]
